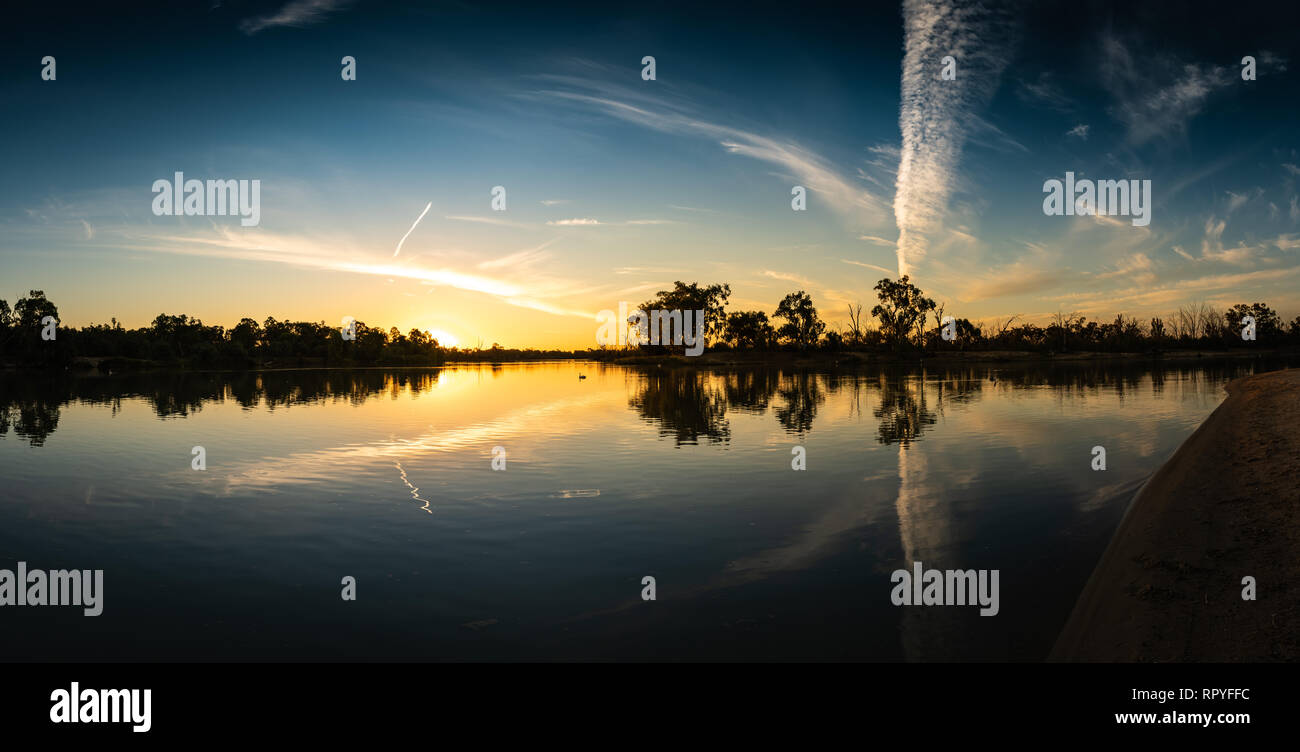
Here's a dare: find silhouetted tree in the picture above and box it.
[724,310,776,349]
[871,276,935,351]
[774,291,825,349]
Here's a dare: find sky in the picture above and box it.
[2,0,1298,349]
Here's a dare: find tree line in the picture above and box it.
[0,291,445,368]
[3,279,1298,370]
[628,277,1300,354]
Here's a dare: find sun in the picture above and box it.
[425,329,460,348]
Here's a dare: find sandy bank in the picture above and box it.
[1052,368,1300,661]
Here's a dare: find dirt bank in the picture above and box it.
[1051,368,1300,661]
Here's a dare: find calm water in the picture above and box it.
[0,358,1289,661]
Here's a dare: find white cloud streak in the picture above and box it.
[393,201,432,257]
[239,0,352,35]
[894,0,1019,277]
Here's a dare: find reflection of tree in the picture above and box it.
[0,399,61,446]
[628,369,730,445]
[873,375,937,446]
[774,372,824,434]
[0,369,445,445]
[630,367,830,439]
[722,369,780,413]
[0,372,73,446]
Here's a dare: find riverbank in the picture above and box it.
[0,346,1290,372]
[602,347,1294,368]
[1051,368,1300,661]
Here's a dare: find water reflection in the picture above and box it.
[0,357,1295,661]
[0,359,1287,449]
[873,372,938,447]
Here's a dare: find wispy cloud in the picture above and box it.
[547,218,601,226]
[120,225,595,319]
[894,0,1019,277]
[544,217,677,226]
[1100,33,1232,146]
[533,82,888,227]
[762,269,815,288]
[1016,71,1074,111]
[239,0,352,35]
[1199,215,1258,265]
[842,259,896,276]
[1066,124,1090,140]
[445,215,530,229]
[477,239,558,269]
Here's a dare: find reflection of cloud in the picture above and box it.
[220,392,617,492]
[395,461,432,514]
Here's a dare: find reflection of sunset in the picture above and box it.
[0,358,1283,660]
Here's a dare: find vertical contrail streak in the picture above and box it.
[894,0,1019,278]
[394,201,433,257]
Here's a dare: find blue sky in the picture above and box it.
[2,0,1298,348]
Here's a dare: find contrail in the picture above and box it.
[394,201,432,257]
[894,0,1019,277]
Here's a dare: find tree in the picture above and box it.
[229,318,261,353]
[774,291,825,349]
[7,291,64,365]
[0,299,11,351]
[637,281,732,347]
[1050,309,1081,351]
[725,310,776,350]
[845,302,866,347]
[1149,317,1166,343]
[14,290,58,331]
[871,276,935,351]
[1225,302,1281,342]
